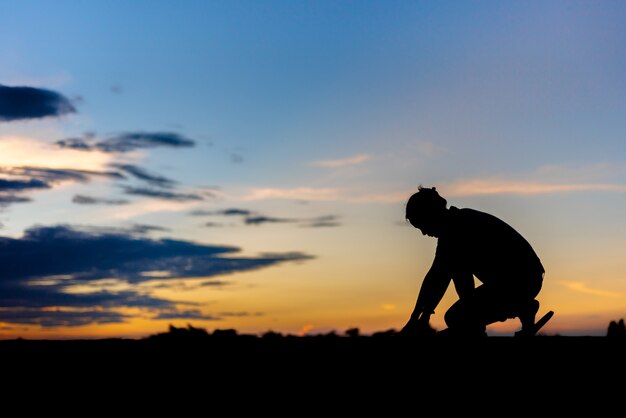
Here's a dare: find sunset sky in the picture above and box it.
[1,0,625,338]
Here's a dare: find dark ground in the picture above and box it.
[1,330,623,404]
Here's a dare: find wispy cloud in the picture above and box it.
[0,309,129,327]
[189,208,254,217]
[111,164,177,188]
[0,84,76,122]
[153,309,220,320]
[244,215,297,225]
[194,207,341,228]
[121,186,204,202]
[0,165,125,208]
[560,280,622,298]
[310,153,371,168]
[0,136,113,170]
[56,131,195,153]
[72,194,129,205]
[444,179,626,197]
[242,187,340,201]
[97,199,203,220]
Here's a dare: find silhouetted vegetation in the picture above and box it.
[607,318,626,337]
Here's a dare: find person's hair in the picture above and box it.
[405,186,447,220]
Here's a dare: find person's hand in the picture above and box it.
[398,311,434,337]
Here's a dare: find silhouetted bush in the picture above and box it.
[607,319,626,337]
[211,328,238,338]
[345,327,360,337]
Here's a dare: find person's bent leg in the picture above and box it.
[443,297,487,337]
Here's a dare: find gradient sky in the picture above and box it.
[0,0,625,338]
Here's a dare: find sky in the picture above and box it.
[0,0,625,338]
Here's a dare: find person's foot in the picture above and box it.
[516,299,540,336]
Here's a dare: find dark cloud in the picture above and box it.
[153,309,220,320]
[0,178,50,192]
[122,186,203,201]
[0,84,76,122]
[244,214,341,227]
[0,224,312,283]
[0,282,173,309]
[0,195,32,206]
[127,224,170,234]
[0,167,126,208]
[72,194,130,205]
[189,208,254,217]
[58,223,170,236]
[111,163,176,188]
[195,208,341,228]
[0,224,313,326]
[221,208,254,216]
[0,309,129,327]
[200,280,231,287]
[55,131,195,153]
[55,137,94,151]
[0,166,125,183]
[244,215,296,225]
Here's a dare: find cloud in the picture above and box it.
[560,281,622,298]
[0,136,114,171]
[0,84,76,121]
[444,179,626,197]
[0,166,126,208]
[0,284,172,309]
[127,224,170,234]
[0,178,50,192]
[200,280,231,287]
[72,194,130,205]
[56,131,195,153]
[59,223,170,236]
[0,195,32,206]
[153,309,220,320]
[0,166,125,183]
[194,207,341,228]
[245,214,341,227]
[310,154,371,168]
[0,224,313,326]
[0,309,129,327]
[111,163,176,188]
[244,216,297,225]
[242,187,340,201]
[190,208,254,217]
[121,186,204,201]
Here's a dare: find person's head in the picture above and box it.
[405,186,447,237]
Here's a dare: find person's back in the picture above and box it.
[438,206,544,288]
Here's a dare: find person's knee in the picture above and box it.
[444,307,462,328]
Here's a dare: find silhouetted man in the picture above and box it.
[401,186,545,337]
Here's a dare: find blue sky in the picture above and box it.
[0,0,625,337]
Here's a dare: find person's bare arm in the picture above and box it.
[400,262,451,335]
